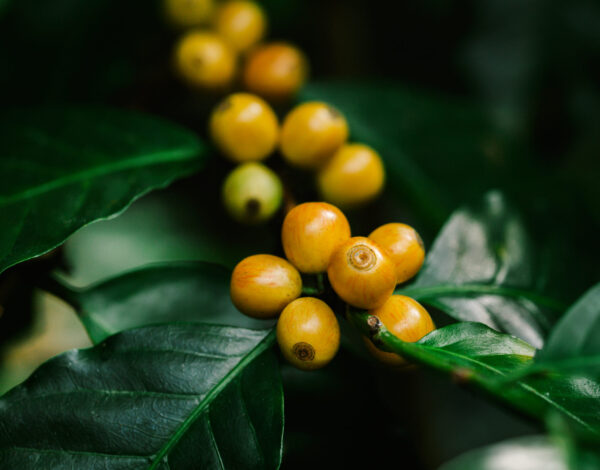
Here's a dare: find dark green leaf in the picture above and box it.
[0,324,283,469]
[0,107,205,275]
[400,191,560,348]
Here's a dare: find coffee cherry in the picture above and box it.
[327,237,396,309]
[174,31,236,90]
[277,297,340,370]
[222,163,283,224]
[369,223,425,284]
[214,1,266,53]
[280,102,349,169]
[210,93,279,162]
[364,295,435,366]
[317,143,385,207]
[231,254,302,318]
[164,0,214,29]
[282,202,351,273]
[243,42,308,102]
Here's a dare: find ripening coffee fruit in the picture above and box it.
[317,143,385,207]
[214,1,266,52]
[210,93,279,162]
[282,202,351,273]
[277,297,340,370]
[369,223,425,284]
[327,237,396,309]
[243,42,308,102]
[164,0,214,29]
[280,102,349,169]
[222,163,283,224]
[230,254,302,318]
[364,295,435,366]
[174,31,236,90]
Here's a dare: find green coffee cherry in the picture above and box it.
[222,162,283,224]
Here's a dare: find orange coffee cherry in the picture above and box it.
[214,1,267,52]
[243,42,308,101]
[369,223,425,284]
[317,143,385,207]
[163,0,214,29]
[174,31,236,90]
[210,93,279,162]
[327,237,396,309]
[282,202,351,274]
[280,102,349,169]
[364,295,435,366]
[277,297,340,370]
[230,254,302,318]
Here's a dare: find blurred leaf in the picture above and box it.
[0,107,206,275]
[399,191,560,349]
[0,324,283,469]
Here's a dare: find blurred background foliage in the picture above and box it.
[0,0,598,468]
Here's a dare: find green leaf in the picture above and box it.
[58,262,270,344]
[0,324,283,469]
[399,191,561,349]
[0,107,206,275]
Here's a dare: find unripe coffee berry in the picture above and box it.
[369,223,425,284]
[282,202,351,273]
[364,295,435,366]
[277,297,340,370]
[243,42,308,102]
[174,31,236,90]
[164,0,214,29]
[327,237,396,309]
[214,1,266,53]
[210,93,279,162]
[230,254,302,318]
[222,163,282,224]
[280,102,349,169]
[317,143,385,208]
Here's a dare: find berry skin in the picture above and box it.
[214,1,267,53]
[317,143,385,208]
[368,223,425,284]
[174,31,236,90]
[280,102,349,169]
[277,297,340,370]
[243,42,308,102]
[327,237,396,309]
[210,93,279,162]
[230,254,302,318]
[282,202,351,274]
[222,162,283,224]
[364,295,435,366]
[164,0,214,29]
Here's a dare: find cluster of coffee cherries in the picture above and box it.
[210,95,386,224]
[230,202,435,370]
[165,0,307,100]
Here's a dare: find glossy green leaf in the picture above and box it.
[58,262,270,344]
[0,107,205,275]
[0,324,283,469]
[399,191,560,349]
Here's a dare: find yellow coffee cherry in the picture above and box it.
[280,102,349,169]
[164,0,214,29]
[210,93,279,162]
[174,31,236,90]
[230,254,302,318]
[277,297,340,370]
[369,223,425,284]
[282,202,351,274]
[243,42,308,102]
[327,237,396,309]
[317,143,385,207]
[214,1,267,53]
[222,163,282,224]
[364,295,435,366]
